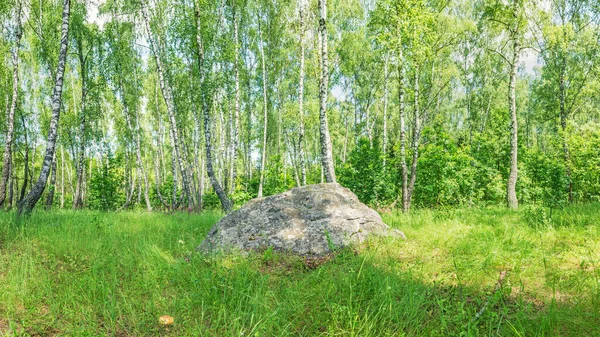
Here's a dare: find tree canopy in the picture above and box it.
[1,0,599,213]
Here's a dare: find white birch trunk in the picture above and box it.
[506,1,520,210]
[257,21,268,197]
[0,1,23,206]
[298,0,307,185]
[18,0,71,214]
[141,1,193,210]
[318,0,336,183]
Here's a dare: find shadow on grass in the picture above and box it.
[158,246,600,336]
[0,210,598,336]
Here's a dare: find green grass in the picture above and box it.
[0,204,599,336]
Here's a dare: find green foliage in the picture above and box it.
[521,147,569,208]
[87,151,125,211]
[338,138,396,207]
[338,131,505,209]
[413,130,477,207]
[230,182,253,207]
[3,0,600,215]
[570,123,600,202]
[201,191,221,211]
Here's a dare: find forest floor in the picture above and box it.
[0,204,599,336]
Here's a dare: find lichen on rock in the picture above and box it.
[198,183,405,256]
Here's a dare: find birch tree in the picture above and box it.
[194,0,232,213]
[298,0,307,186]
[483,0,528,210]
[18,0,71,215]
[141,0,193,210]
[0,0,23,207]
[318,0,336,183]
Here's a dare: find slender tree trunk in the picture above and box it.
[199,146,205,209]
[45,152,57,209]
[17,0,70,215]
[217,97,226,188]
[14,172,19,208]
[466,85,473,145]
[203,102,232,211]
[291,151,301,187]
[73,91,86,208]
[397,42,408,212]
[84,158,90,201]
[559,57,572,203]
[120,149,134,210]
[171,146,178,210]
[141,1,193,210]
[73,36,88,209]
[276,77,283,157]
[30,142,37,183]
[342,103,349,163]
[229,2,241,194]
[137,169,142,204]
[137,120,152,211]
[194,0,232,213]
[153,150,169,209]
[3,94,8,130]
[122,90,152,211]
[298,1,307,186]
[353,92,359,145]
[318,0,336,183]
[192,108,204,210]
[65,150,75,197]
[406,68,421,210]
[60,146,64,208]
[257,21,268,197]
[366,105,373,148]
[245,61,253,184]
[19,146,29,203]
[8,162,13,209]
[0,2,23,207]
[506,23,520,210]
[382,57,389,168]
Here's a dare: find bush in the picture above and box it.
[338,138,396,207]
[88,152,125,211]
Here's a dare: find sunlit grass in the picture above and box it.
[0,205,599,336]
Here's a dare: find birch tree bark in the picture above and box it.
[406,68,421,210]
[194,0,232,213]
[506,0,521,210]
[73,36,88,209]
[45,152,57,209]
[397,36,408,213]
[141,0,193,210]
[257,20,269,197]
[382,57,389,168]
[19,131,29,203]
[122,89,152,211]
[60,145,65,208]
[298,0,307,186]
[558,43,572,203]
[18,0,71,215]
[228,1,241,194]
[0,1,23,207]
[191,106,204,209]
[318,0,336,183]
[8,163,13,209]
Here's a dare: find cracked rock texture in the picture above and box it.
[198,183,405,256]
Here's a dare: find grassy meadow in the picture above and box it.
[0,204,599,336]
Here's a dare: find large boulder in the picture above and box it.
[198,183,405,256]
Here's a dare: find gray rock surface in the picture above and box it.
[198,183,405,256]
